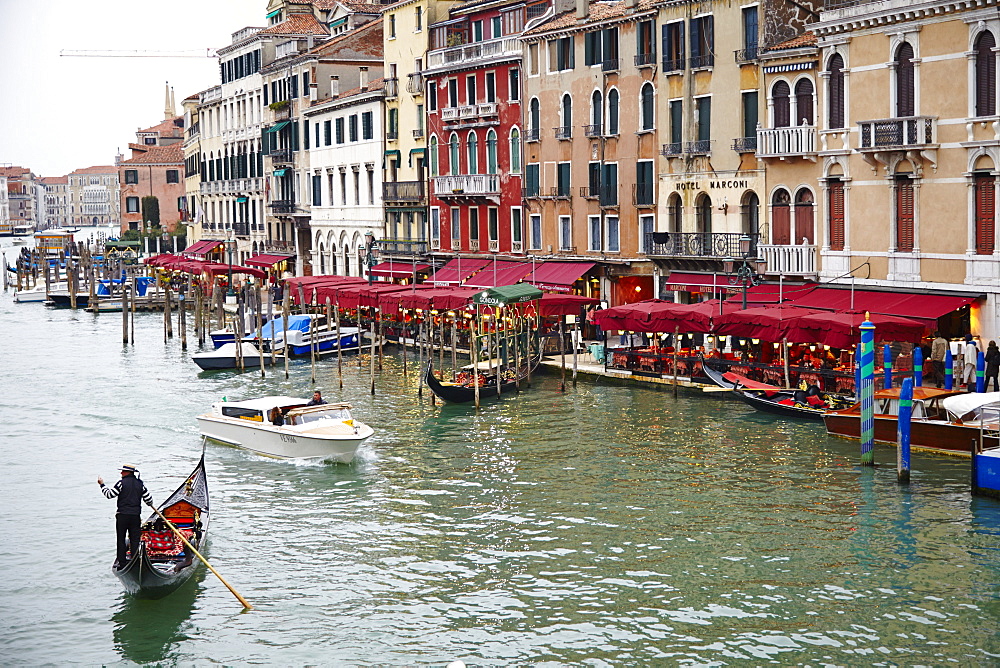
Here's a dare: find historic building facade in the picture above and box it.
[117,116,186,234]
[68,166,120,227]
[40,176,70,229]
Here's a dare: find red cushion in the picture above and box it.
[807,396,825,406]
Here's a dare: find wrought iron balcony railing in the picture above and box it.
[690,54,714,69]
[268,200,295,214]
[732,136,757,153]
[734,47,759,64]
[660,142,682,157]
[384,78,398,99]
[602,58,620,72]
[662,57,684,72]
[644,232,760,259]
[378,239,429,256]
[554,126,572,140]
[584,124,603,138]
[525,128,540,142]
[269,148,293,164]
[232,222,250,237]
[858,116,937,150]
[635,53,656,67]
[383,180,425,202]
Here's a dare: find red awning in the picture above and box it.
[731,282,819,305]
[786,287,978,323]
[665,271,737,295]
[428,258,491,285]
[184,240,222,256]
[369,261,431,278]
[525,261,595,293]
[539,293,601,317]
[464,261,533,288]
[245,253,294,268]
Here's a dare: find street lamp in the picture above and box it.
[359,231,379,285]
[723,234,767,310]
[225,235,237,296]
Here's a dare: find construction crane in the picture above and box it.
[60,49,218,58]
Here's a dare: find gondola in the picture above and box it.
[114,455,209,598]
[702,359,853,420]
[424,357,540,404]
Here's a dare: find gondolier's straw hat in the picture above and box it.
[120,464,138,473]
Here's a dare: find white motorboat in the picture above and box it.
[192,342,264,371]
[13,282,66,303]
[196,396,374,462]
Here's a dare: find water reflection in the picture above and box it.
[112,568,205,665]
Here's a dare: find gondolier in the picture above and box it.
[98,464,154,570]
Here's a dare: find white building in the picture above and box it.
[303,75,385,276]
[0,175,9,234]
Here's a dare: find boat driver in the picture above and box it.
[307,390,327,406]
[98,464,154,569]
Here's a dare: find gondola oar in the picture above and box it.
[147,503,253,610]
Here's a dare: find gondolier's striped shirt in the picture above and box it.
[101,475,153,514]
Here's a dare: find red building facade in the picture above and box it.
[423,1,525,261]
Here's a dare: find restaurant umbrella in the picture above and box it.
[713,304,824,341]
[782,310,927,349]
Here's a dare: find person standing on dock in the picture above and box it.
[930,332,948,388]
[98,465,153,569]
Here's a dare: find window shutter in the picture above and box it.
[705,16,714,66]
[895,177,914,252]
[828,55,845,129]
[794,79,814,125]
[976,32,996,118]
[975,174,996,255]
[773,81,790,127]
[896,43,915,117]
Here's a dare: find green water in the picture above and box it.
[1,255,998,665]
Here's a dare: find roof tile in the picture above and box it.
[261,13,330,35]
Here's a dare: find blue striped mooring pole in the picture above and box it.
[945,348,954,390]
[860,315,876,466]
[855,343,862,397]
[883,343,893,390]
[913,346,923,387]
[897,377,913,484]
[977,350,985,393]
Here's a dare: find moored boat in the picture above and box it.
[192,342,264,371]
[823,388,1000,457]
[247,315,368,356]
[702,361,854,420]
[196,396,374,462]
[424,357,539,404]
[114,455,209,598]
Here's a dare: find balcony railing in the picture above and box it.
[441,104,500,123]
[580,185,599,199]
[553,186,571,199]
[232,222,250,237]
[379,239,429,256]
[426,36,522,69]
[584,124,603,138]
[264,240,294,253]
[690,54,714,69]
[469,239,480,251]
[384,78,399,99]
[598,185,618,207]
[858,116,937,149]
[477,102,498,116]
[554,126,572,140]
[635,53,656,67]
[758,244,817,276]
[406,73,423,95]
[511,240,523,253]
[488,239,500,252]
[732,136,757,153]
[433,174,500,196]
[757,126,816,158]
[734,47,759,64]
[660,142,682,157]
[644,232,760,259]
[269,148,293,164]
[387,130,398,141]
[525,128,540,142]
[602,58,620,72]
[413,128,424,139]
[269,200,295,214]
[685,140,712,155]
[633,184,655,207]
[662,57,684,72]
[383,180,425,202]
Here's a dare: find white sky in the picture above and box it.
[0,1,264,177]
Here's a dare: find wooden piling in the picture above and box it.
[572,311,579,386]
[369,307,376,396]
[122,278,129,344]
[673,326,679,398]
[256,283,265,377]
[417,317,424,398]
[451,315,458,381]
[335,304,343,389]
[179,290,188,351]
[473,312,480,409]
[559,316,566,392]
[282,288,291,380]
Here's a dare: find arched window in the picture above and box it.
[772,81,791,127]
[467,131,479,174]
[486,129,498,174]
[509,128,521,173]
[529,98,540,134]
[668,193,682,233]
[608,88,620,135]
[640,83,654,131]
[591,90,603,132]
[896,42,915,117]
[975,171,996,254]
[827,54,845,129]
[794,188,815,244]
[975,32,996,118]
[329,243,338,275]
[318,242,325,274]
[771,188,792,244]
[429,135,439,177]
[449,133,460,175]
[561,94,572,135]
[741,192,759,237]
[794,79,814,125]
[696,194,713,245]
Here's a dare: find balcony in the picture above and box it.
[413,128,424,139]
[660,142,682,157]
[602,58,620,72]
[635,53,656,67]
[523,186,540,199]
[469,239,480,251]
[758,244,817,277]
[580,185,599,199]
[511,240,524,253]
[644,232,759,259]
[525,128,540,142]
[488,239,500,252]
[632,184,655,207]
[685,140,712,155]
[584,124,603,138]
[387,130,398,141]
[379,239,429,256]
[550,186,572,200]
[272,104,291,121]
[732,136,757,154]
[269,148,293,164]
[433,174,500,197]
[734,47,759,64]
[598,185,618,207]
[269,199,295,214]
[426,36,522,70]
[383,180,425,202]
[757,126,816,158]
[384,78,398,99]
[264,240,294,253]
[554,126,572,140]
[858,116,937,150]
[690,54,714,69]
[662,57,684,73]
[406,73,423,95]
[232,222,250,237]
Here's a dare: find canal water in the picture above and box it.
[1,231,999,665]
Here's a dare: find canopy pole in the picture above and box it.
[309,302,317,384]
[267,280,274,365]
[235,289,245,371]
[429,315,437,407]
[496,308,503,400]
[256,285,265,376]
[673,326,679,398]
[378,308,384,372]
[282,288,291,380]
[560,315,566,392]
[401,311,408,378]
[336,304,343,389]
[783,338,790,389]
[438,312,445,381]
[417,316,424,398]
[513,307,521,392]
[572,312,579,386]
[473,308,481,409]
[370,307,376,396]
[451,313,458,381]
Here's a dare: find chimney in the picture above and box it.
[359,66,369,89]
[576,0,589,20]
[330,75,340,98]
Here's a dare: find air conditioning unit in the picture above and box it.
[547,244,552,253]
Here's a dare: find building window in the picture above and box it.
[795,78,814,125]
[772,81,791,127]
[742,6,758,59]
[324,119,332,145]
[662,21,685,72]
[606,215,619,252]
[607,88,620,135]
[560,94,573,137]
[530,214,542,249]
[589,215,601,251]
[696,96,711,142]
[389,14,396,38]
[467,131,479,174]
[975,32,996,118]
[415,6,422,31]
[125,169,138,184]
[690,15,714,69]
[828,179,845,251]
[486,72,496,103]
[896,42,915,117]
[585,31,602,67]
[166,170,179,184]
[126,196,139,213]
[827,54,845,129]
[367,166,374,205]
[335,118,345,144]
[975,173,995,254]
[510,128,521,173]
[469,208,480,241]
[525,163,540,197]
[794,188,814,244]
[428,80,438,111]
[670,99,682,144]
[509,69,520,101]
[559,215,572,250]
[349,114,359,141]
[488,207,499,242]
[449,133,460,175]
[431,207,440,244]
[448,78,458,107]
[429,135,439,177]
[640,83,655,131]
[362,111,374,140]
[637,20,655,63]
[640,214,654,253]
[312,174,322,206]
[557,162,571,197]
[511,207,523,247]
[528,43,539,76]
[486,129,498,175]
[550,36,575,72]
[387,108,398,139]
[771,188,791,244]
[591,89,603,131]
[636,161,653,205]
[742,91,758,141]
[529,98,540,136]
[451,207,461,244]
[895,175,914,252]
[601,163,618,206]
